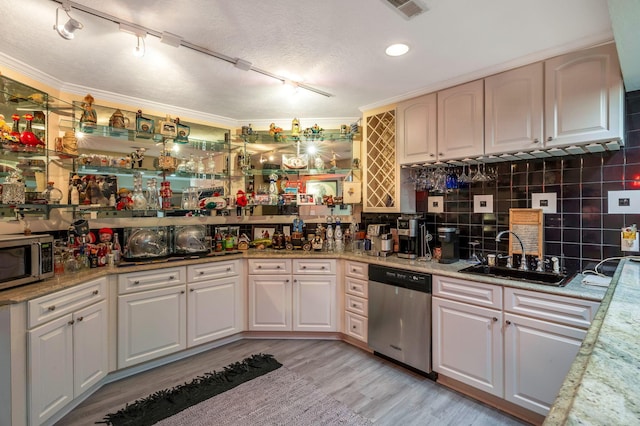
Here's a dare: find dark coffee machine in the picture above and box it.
[397,217,423,259]
[438,227,459,263]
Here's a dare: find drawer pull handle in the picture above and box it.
[190,288,195,292]
[506,320,512,325]
[169,276,175,280]
[493,317,498,322]
[77,316,84,322]
[352,325,357,329]
[92,290,99,295]
[302,266,307,269]
[258,265,262,269]
[352,286,357,290]
[294,279,297,283]
[277,265,281,269]
[133,280,140,285]
[181,290,185,294]
[68,320,74,325]
[48,305,56,311]
[352,269,356,272]
[285,279,290,283]
[226,267,231,272]
[321,266,326,270]
[199,271,204,275]
[352,304,357,308]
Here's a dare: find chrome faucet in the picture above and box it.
[495,230,528,271]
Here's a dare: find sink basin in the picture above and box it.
[459,264,573,287]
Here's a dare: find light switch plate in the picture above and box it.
[428,196,444,213]
[473,195,494,213]
[532,192,557,213]
[608,190,640,214]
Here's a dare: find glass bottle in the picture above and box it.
[160,181,173,209]
[70,184,80,205]
[131,181,147,210]
[112,232,122,265]
[20,113,42,147]
[186,154,196,173]
[325,216,335,252]
[42,181,63,204]
[334,219,343,252]
[146,178,159,209]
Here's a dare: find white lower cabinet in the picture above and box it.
[432,275,599,416]
[248,259,336,332]
[343,261,369,343]
[432,297,503,397]
[118,284,187,368]
[27,278,108,426]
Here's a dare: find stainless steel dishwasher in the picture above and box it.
[368,264,434,376]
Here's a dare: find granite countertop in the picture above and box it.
[0,249,606,306]
[544,258,640,425]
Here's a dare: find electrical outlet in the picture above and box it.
[608,190,640,214]
[473,195,493,213]
[531,193,557,213]
[428,196,444,213]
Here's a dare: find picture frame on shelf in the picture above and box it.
[253,226,276,240]
[296,193,316,205]
[305,180,337,199]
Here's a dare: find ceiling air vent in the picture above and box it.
[382,0,427,20]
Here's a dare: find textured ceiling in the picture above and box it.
[0,0,616,125]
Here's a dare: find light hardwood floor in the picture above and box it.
[55,339,528,425]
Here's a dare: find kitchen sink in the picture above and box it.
[459,264,573,287]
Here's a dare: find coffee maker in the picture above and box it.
[366,224,393,257]
[397,217,424,259]
[437,227,460,263]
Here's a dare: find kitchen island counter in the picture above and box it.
[544,258,640,425]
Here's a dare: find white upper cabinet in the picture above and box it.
[437,79,485,161]
[485,63,544,155]
[397,92,438,164]
[544,43,624,147]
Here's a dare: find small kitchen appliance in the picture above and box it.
[397,217,424,259]
[366,224,393,257]
[437,227,459,263]
[0,234,54,290]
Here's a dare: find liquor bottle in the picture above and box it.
[41,181,63,204]
[334,219,343,252]
[20,113,43,147]
[70,184,80,205]
[160,181,173,209]
[112,233,122,264]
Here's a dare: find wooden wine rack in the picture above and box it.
[364,109,396,210]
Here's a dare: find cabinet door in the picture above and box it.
[397,92,438,164]
[248,275,291,331]
[484,63,544,154]
[73,300,108,397]
[293,275,337,332]
[504,313,586,415]
[187,277,242,346]
[545,43,623,147]
[432,297,503,397]
[437,80,485,161]
[28,314,74,426]
[118,285,186,368]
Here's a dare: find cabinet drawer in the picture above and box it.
[345,276,368,298]
[345,311,368,342]
[247,259,292,274]
[345,261,368,280]
[504,287,600,329]
[188,260,239,282]
[28,277,106,328]
[433,275,502,309]
[292,259,336,274]
[118,267,186,294]
[345,294,368,317]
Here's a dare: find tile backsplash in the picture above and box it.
[364,90,640,274]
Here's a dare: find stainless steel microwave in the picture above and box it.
[0,234,54,291]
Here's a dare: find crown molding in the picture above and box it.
[359,31,615,112]
[0,51,65,91]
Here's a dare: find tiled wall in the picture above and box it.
[364,90,640,274]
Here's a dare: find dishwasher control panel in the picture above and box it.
[369,265,432,293]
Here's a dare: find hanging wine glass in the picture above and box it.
[458,165,470,184]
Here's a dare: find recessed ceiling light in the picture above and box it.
[385,43,409,57]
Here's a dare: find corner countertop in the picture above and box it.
[544,258,640,425]
[0,250,606,306]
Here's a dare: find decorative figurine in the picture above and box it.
[19,113,44,147]
[291,118,300,137]
[79,94,97,132]
[269,122,284,142]
[292,215,304,233]
[130,147,146,168]
[174,117,190,144]
[235,189,248,216]
[116,188,133,210]
[135,109,154,139]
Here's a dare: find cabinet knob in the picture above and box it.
[493,317,498,322]
[226,267,231,272]
[199,271,204,275]
[181,290,185,294]
[439,152,444,156]
[294,279,298,283]
[547,136,553,142]
[169,276,175,280]
[77,316,84,322]
[533,138,539,144]
[352,304,358,308]
[68,320,75,325]
[352,269,356,273]
[321,266,326,270]
[277,265,281,269]
[190,288,195,292]
[302,266,307,269]
[133,280,140,285]
[506,320,512,325]
[48,305,56,311]
[352,325,357,329]
[285,279,290,283]
[258,265,262,269]
[92,290,99,295]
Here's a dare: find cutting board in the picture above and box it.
[508,208,543,258]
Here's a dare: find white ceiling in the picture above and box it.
[0,0,625,127]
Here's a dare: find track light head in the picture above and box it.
[54,4,83,40]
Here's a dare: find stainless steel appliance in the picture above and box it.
[397,217,424,259]
[438,227,460,264]
[366,224,393,257]
[368,265,434,375]
[123,226,170,261]
[0,234,54,290]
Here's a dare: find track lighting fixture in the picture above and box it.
[54,1,83,40]
[120,23,146,57]
[133,35,145,57]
